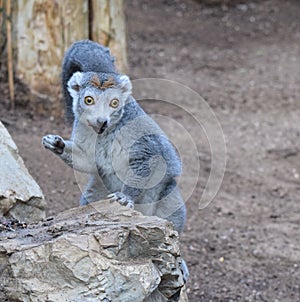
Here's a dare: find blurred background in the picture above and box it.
[0,0,299,301]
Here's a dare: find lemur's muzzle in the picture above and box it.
[96,120,108,134]
[88,119,108,134]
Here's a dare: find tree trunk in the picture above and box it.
[91,0,128,73]
[10,0,127,116]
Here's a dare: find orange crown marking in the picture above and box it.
[90,74,115,90]
[90,74,101,88]
[101,76,115,89]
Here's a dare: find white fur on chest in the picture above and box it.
[95,131,125,192]
[71,122,99,173]
[71,122,133,193]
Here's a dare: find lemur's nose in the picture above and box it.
[97,117,106,124]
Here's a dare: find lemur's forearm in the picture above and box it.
[42,134,97,173]
[58,140,74,168]
[65,141,97,173]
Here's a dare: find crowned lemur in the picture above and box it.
[42,40,187,237]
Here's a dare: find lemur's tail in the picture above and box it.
[61,40,116,122]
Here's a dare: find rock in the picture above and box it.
[0,122,46,223]
[0,200,188,302]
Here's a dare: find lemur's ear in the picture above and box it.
[67,72,83,99]
[119,75,132,99]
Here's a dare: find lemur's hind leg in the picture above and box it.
[156,184,186,234]
[80,174,109,206]
[179,258,189,283]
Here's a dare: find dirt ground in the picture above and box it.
[1,0,300,301]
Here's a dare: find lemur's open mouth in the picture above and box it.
[87,120,108,134]
[98,121,108,134]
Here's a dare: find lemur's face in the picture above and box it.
[68,72,132,134]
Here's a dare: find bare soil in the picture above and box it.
[1,0,300,301]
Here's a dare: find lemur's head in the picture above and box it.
[67,72,132,134]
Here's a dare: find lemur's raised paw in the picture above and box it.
[107,192,134,209]
[42,135,65,154]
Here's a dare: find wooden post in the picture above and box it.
[6,0,14,111]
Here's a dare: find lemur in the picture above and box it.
[42,39,187,242]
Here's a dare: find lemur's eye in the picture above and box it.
[84,96,95,105]
[110,98,119,108]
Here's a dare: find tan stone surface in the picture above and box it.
[0,121,45,223]
[0,200,188,302]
